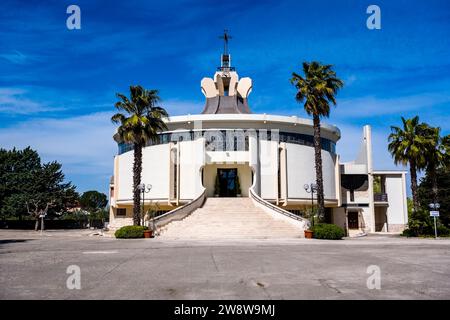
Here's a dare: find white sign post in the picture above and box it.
[430,211,439,239]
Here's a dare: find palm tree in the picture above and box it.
[388,116,430,211]
[111,85,168,225]
[422,126,449,203]
[443,135,450,170]
[291,61,344,219]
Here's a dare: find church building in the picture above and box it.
[109,34,408,238]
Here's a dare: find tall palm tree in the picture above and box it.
[423,126,449,203]
[443,135,450,170]
[111,85,168,225]
[388,116,430,211]
[291,61,344,219]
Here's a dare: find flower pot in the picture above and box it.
[304,230,314,239]
[143,230,153,238]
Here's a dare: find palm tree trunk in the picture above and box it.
[132,142,142,226]
[313,114,325,219]
[409,160,420,212]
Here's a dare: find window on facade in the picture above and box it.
[116,208,126,216]
[118,130,335,155]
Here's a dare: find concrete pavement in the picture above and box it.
[1,230,449,299]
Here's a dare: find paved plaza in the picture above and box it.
[1,230,449,299]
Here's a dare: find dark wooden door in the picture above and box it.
[217,168,237,197]
[348,211,359,229]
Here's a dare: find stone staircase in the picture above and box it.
[158,197,303,240]
[108,217,133,231]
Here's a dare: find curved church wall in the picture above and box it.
[285,143,337,202]
[114,119,340,205]
[179,139,205,200]
[117,144,171,202]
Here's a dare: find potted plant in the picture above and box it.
[304,210,315,239]
[304,228,314,239]
[235,175,242,197]
[143,207,157,238]
[214,174,220,197]
[143,227,152,238]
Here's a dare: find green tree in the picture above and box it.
[0,147,41,220]
[291,61,344,219]
[26,161,78,230]
[418,166,450,227]
[422,126,449,203]
[79,190,107,213]
[111,85,168,225]
[80,190,108,226]
[0,147,78,230]
[388,116,432,211]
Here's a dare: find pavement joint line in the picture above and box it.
[82,250,118,254]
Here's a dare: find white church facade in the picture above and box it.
[109,41,408,237]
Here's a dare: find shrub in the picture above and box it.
[401,228,418,237]
[311,223,345,240]
[115,225,148,239]
[402,224,450,237]
[437,225,450,236]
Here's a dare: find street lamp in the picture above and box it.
[429,202,440,239]
[136,183,152,226]
[304,183,318,227]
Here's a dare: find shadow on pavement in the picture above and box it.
[0,239,34,246]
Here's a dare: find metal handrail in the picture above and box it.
[150,188,206,228]
[249,187,308,224]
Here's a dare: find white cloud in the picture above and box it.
[345,75,357,86]
[336,93,450,118]
[0,51,37,64]
[0,87,62,114]
[0,112,116,192]
[0,100,203,193]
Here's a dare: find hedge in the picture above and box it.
[115,225,148,239]
[311,223,345,240]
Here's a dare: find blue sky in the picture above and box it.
[0,0,449,195]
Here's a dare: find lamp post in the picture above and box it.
[304,183,318,227]
[429,202,440,239]
[136,183,152,226]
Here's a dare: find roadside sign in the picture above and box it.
[430,211,440,217]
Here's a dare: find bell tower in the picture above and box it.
[200,30,253,114]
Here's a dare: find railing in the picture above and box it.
[374,193,388,202]
[149,188,206,232]
[249,186,309,229]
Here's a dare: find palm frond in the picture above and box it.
[291,61,343,119]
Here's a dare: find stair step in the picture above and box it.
[158,197,303,240]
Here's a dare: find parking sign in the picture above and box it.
[430,211,440,217]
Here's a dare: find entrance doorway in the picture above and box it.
[375,207,388,232]
[347,211,359,229]
[217,168,237,197]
